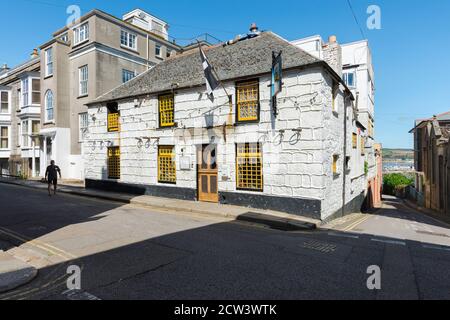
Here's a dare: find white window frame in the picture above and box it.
[45,90,54,122]
[73,23,89,45]
[22,120,29,148]
[79,112,88,142]
[120,30,137,51]
[0,126,10,150]
[31,78,40,105]
[0,90,11,114]
[122,69,136,83]
[79,65,88,96]
[343,72,356,88]
[45,48,53,77]
[21,78,29,107]
[155,44,162,57]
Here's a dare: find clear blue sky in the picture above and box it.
[1,0,449,149]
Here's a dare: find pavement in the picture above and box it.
[0,177,320,231]
[0,183,450,300]
[0,251,37,293]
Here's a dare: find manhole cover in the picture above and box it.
[301,240,337,253]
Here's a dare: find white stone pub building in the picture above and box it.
[83,31,370,221]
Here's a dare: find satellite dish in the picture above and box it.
[138,12,146,19]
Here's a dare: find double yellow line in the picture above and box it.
[342,215,372,232]
[0,227,76,260]
[0,227,78,300]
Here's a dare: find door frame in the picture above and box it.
[197,144,219,203]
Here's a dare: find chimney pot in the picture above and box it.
[30,49,39,59]
[250,23,258,33]
[328,35,337,44]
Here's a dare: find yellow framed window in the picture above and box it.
[107,146,120,179]
[332,155,339,175]
[159,94,175,127]
[107,103,119,133]
[236,143,263,191]
[352,133,358,149]
[158,145,176,184]
[236,80,259,122]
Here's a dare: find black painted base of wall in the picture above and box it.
[219,191,322,220]
[85,179,197,201]
[86,179,322,220]
[323,192,366,224]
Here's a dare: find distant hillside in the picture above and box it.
[383,149,414,160]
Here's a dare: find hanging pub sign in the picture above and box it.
[271,51,283,116]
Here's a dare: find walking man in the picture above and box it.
[45,160,62,196]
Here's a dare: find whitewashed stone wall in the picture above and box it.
[85,67,366,219]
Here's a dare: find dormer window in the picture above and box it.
[73,23,89,45]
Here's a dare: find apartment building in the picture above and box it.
[0,55,41,178]
[38,8,181,180]
[292,35,380,209]
[82,30,368,221]
[410,112,450,215]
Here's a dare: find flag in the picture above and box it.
[199,44,220,98]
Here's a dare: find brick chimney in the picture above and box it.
[323,35,342,77]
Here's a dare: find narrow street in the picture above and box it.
[1,183,450,300]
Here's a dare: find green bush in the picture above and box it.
[383,173,414,196]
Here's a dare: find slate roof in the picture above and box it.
[88,32,332,105]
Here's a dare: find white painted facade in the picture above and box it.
[85,65,366,220]
[293,35,377,203]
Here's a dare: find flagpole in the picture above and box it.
[197,41,233,126]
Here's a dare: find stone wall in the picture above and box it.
[84,67,365,220]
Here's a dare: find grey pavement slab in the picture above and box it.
[0,251,38,293]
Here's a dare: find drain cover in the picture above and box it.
[301,240,337,253]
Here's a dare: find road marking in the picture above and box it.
[371,238,406,246]
[0,227,80,300]
[342,215,372,232]
[63,290,101,301]
[422,244,450,252]
[328,232,360,239]
[0,226,77,260]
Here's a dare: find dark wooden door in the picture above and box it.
[198,145,218,203]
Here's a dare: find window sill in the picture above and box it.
[44,121,55,125]
[158,181,177,185]
[234,120,259,126]
[236,188,264,193]
[120,45,139,54]
[77,94,89,99]
[72,39,89,50]
[44,74,53,80]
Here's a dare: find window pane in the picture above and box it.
[237,80,259,122]
[236,143,263,191]
[107,147,120,179]
[159,94,175,127]
[158,146,176,183]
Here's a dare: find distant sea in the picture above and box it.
[383,161,414,173]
